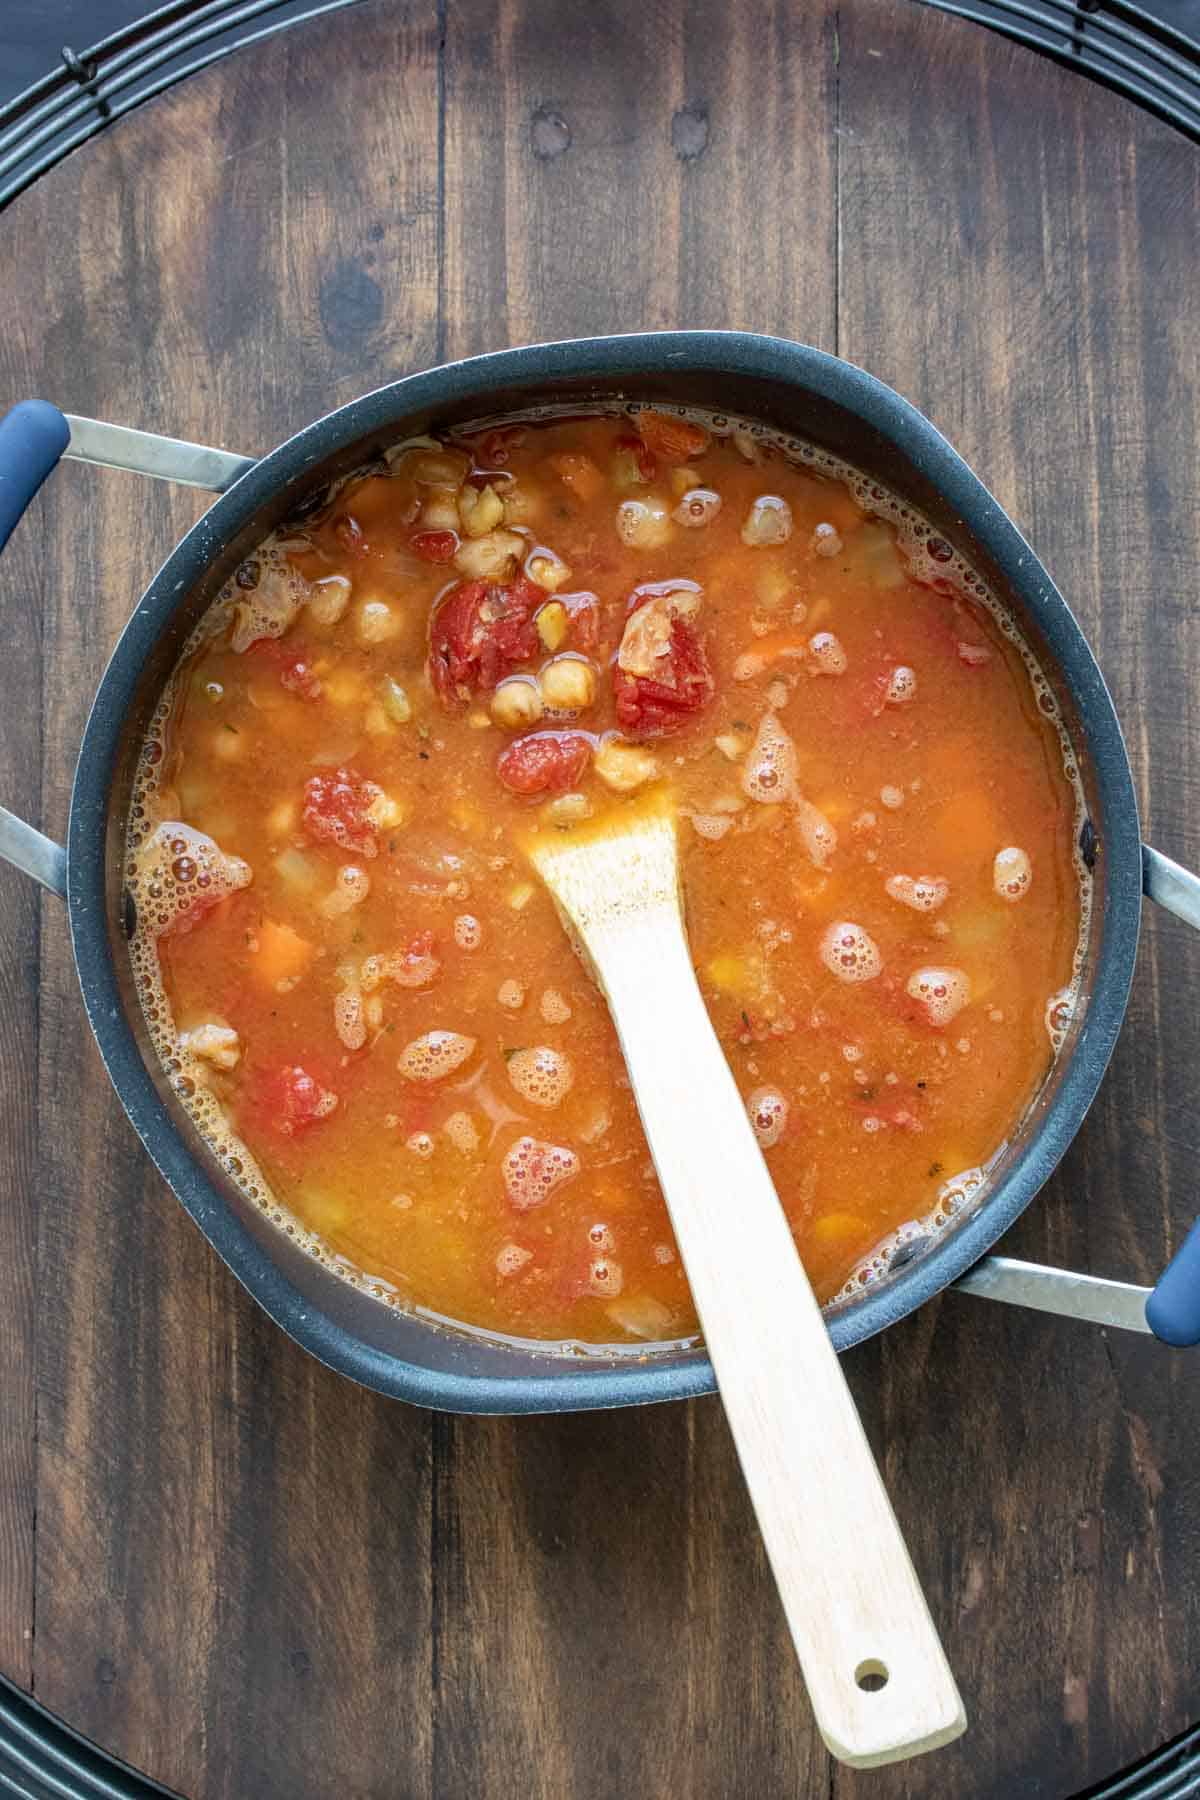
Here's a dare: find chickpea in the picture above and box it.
[454,529,524,580]
[458,482,504,539]
[545,791,593,826]
[741,494,793,546]
[526,550,572,591]
[364,790,406,831]
[409,450,471,486]
[308,574,351,625]
[669,465,703,497]
[419,490,461,531]
[357,599,398,644]
[594,738,660,792]
[539,656,596,712]
[490,676,544,730]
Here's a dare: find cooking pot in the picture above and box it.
[2,331,1199,1413]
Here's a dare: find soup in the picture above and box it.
[127,407,1086,1350]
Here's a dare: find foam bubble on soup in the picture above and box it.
[507,1045,575,1108]
[132,822,251,938]
[742,711,799,805]
[796,797,837,870]
[906,966,972,1026]
[179,1022,241,1071]
[454,913,483,949]
[502,1135,580,1211]
[820,922,883,983]
[398,1030,477,1082]
[230,561,311,653]
[496,1243,533,1277]
[885,873,949,913]
[747,1086,789,1148]
[444,1110,480,1153]
[994,845,1032,901]
[808,631,848,676]
[333,987,367,1052]
[885,665,917,706]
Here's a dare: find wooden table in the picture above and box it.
[1,2,1199,1794]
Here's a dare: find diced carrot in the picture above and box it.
[635,410,710,462]
[546,452,604,503]
[253,919,314,987]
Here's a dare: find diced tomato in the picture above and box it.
[280,659,322,699]
[613,433,656,484]
[496,732,592,796]
[428,575,542,707]
[302,767,380,857]
[245,636,322,697]
[635,410,710,462]
[612,615,714,738]
[568,598,600,653]
[249,1064,339,1138]
[410,529,459,563]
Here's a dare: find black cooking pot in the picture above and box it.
[3,331,1199,1412]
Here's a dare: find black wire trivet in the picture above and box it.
[1,0,1198,1794]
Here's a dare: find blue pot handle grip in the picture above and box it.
[1141,846,1200,1343]
[0,399,70,553]
[0,399,252,896]
[1145,1221,1200,1346]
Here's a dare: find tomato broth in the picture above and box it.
[127,406,1087,1351]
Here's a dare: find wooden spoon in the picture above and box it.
[528,792,966,1769]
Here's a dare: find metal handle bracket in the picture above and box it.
[62,414,256,493]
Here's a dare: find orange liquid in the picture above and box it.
[136,412,1083,1347]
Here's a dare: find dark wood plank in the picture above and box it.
[0,0,1196,1795]
[438,6,836,1796]
[0,258,49,1688]
[4,7,442,1796]
[834,3,1200,1794]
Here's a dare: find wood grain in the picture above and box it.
[0,0,1197,1795]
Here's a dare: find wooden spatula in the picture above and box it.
[527,791,966,1769]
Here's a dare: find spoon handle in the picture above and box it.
[589,902,965,1768]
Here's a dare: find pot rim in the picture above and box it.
[66,330,1143,1412]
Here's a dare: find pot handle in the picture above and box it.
[0,399,255,898]
[956,845,1200,1346]
[5,404,1200,1344]
[1139,846,1200,1343]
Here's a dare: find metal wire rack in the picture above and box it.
[0,0,1199,210]
[1,0,1199,1794]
